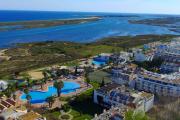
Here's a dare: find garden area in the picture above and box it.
[69,88,104,120]
[39,87,103,120]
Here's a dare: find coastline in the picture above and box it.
[0,16,101,31]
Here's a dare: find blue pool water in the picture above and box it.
[92,60,106,66]
[92,56,109,66]
[21,81,80,104]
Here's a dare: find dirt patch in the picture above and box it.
[27,70,44,80]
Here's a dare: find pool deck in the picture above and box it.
[16,76,92,108]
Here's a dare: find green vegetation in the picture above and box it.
[63,60,79,66]
[125,110,149,120]
[62,104,71,112]
[69,88,103,120]
[0,35,175,78]
[94,35,176,50]
[60,114,71,120]
[134,57,164,73]
[43,110,61,120]
[0,17,100,31]
[46,96,55,108]
[53,80,64,97]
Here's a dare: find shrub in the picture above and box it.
[62,104,71,112]
[61,114,70,120]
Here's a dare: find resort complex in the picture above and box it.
[93,38,180,119]
[0,37,179,120]
[0,0,180,118]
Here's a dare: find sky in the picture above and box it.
[0,0,180,15]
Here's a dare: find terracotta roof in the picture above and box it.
[6,99,16,106]
[1,101,11,108]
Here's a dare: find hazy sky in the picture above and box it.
[0,0,180,14]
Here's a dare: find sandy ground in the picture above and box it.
[27,70,44,80]
[0,49,10,60]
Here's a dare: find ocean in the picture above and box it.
[0,10,179,48]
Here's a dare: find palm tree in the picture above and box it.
[42,70,48,84]
[13,94,16,100]
[53,80,64,97]
[40,79,44,89]
[42,70,48,78]
[43,77,48,84]
[74,66,78,75]
[85,72,90,87]
[26,94,32,106]
[24,88,29,95]
[46,96,55,108]
[25,77,31,88]
[100,77,105,87]
[15,81,19,89]
[4,90,11,98]
[4,84,16,98]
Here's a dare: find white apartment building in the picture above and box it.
[155,40,180,73]
[94,84,154,112]
[135,70,180,97]
[111,64,138,88]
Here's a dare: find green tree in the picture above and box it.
[4,90,11,98]
[4,84,16,98]
[53,80,64,97]
[62,104,71,112]
[46,96,55,108]
[100,77,105,87]
[26,77,30,87]
[42,70,48,78]
[42,70,48,84]
[74,66,78,75]
[24,88,29,95]
[40,79,45,89]
[13,94,16,100]
[85,72,90,87]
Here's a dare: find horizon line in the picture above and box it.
[0,9,180,16]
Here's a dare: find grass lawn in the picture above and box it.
[80,45,121,57]
[62,60,80,66]
[43,111,61,120]
[88,70,111,84]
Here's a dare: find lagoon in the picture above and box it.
[0,11,179,48]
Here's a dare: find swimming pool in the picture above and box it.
[92,60,106,66]
[92,55,109,66]
[20,81,80,104]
